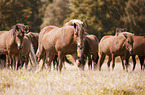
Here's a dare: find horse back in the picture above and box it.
[42,25,76,54]
[133,36,145,55]
[85,35,99,53]
[99,35,114,55]
[0,31,11,53]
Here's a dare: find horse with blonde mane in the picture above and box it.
[37,19,85,72]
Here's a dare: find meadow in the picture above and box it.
[0,58,145,95]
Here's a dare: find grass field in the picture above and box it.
[0,58,145,95]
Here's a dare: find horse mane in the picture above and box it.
[12,23,29,35]
[64,19,83,26]
[64,19,84,30]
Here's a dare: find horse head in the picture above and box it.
[65,19,86,51]
[12,23,29,50]
[117,32,134,55]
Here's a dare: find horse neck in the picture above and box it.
[8,31,16,45]
[80,38,89,59]
[114,35,126,51]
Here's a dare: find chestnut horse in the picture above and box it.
[98,32,134,71]
[0,23,29,69]
[78,35,99,70]
[130,36,145,71]
[37,19,85,72]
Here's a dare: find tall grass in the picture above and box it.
[0,61,145,95]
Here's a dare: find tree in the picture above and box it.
[122,0,145,36]
[41,0,71,28]
[0,0,42,32]
[66,0,128,39]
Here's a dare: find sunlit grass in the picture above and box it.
[0,60,145,95]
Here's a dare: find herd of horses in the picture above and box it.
[0,20,144,72]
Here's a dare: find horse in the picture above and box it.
[98,32,134,71]
[36,26,58,60]
[17,33,37,69]
[37,19,85,72]
[0,23,29,69]
[129,35,145,71]
[78,35,99,70]
[27,32,39,53]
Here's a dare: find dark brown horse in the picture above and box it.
[78,35,99,70]
[130,35,145,71]
[0,23,29,69]
[37,19,85,72]
[98,32,134,71]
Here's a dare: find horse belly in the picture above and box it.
[0,36,7,53]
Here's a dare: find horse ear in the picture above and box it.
[12,24,19,35]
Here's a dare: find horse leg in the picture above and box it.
[132,55,136,71]
[5,55,9,68]
[120,56,125,70]
[11,56,15,70]
[125,58,129,72]
[98,53,106,71]
[46,53,55,71]
[112,54,115,70]
[25,55,29,70]
[58,51,64,72]
[15,56,19,70]
[138,56,144,70]
[53,55,58,70]
[88,55,92,70]
[107,55,112,71]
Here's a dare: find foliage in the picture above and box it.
[122,0,145,36]
[41,0,71,28]
[66,0,128,39]
[0,0,42,32]
[0,0,144,38]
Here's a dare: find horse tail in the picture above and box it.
[36,27,46,58]
[29,42,37,69]
[36,26,57,59]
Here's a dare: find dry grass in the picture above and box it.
[0,60,145,95]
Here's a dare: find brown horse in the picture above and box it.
[37,19,85,72]
[78,35,99,70]
[18,33,37,69]
[27,32,39,53]
[36,26,58,59]
[129,36,145,71]
[98,32,134,71]
[0,23,29,69]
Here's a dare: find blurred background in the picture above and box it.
[0,0,144,39]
